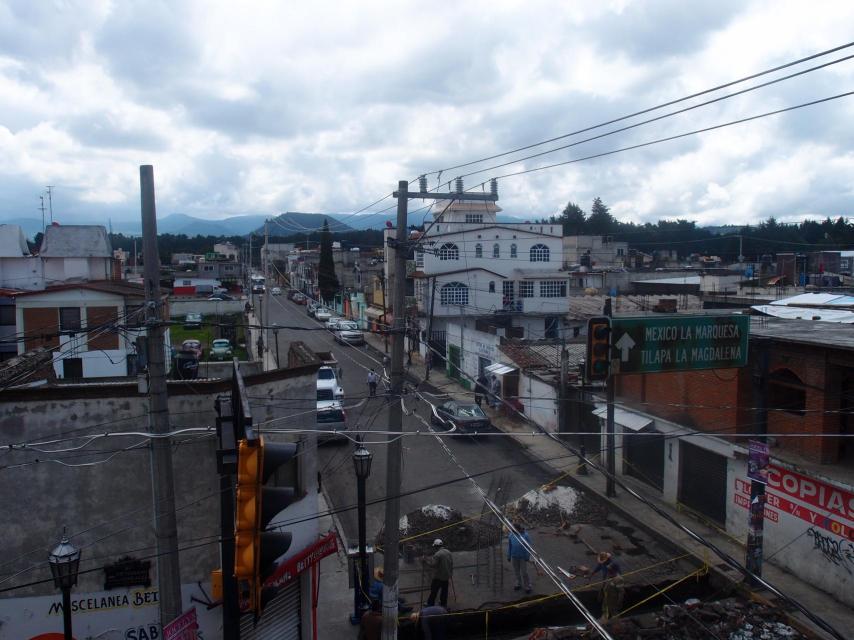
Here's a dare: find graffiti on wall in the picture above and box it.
[806,527,854,574]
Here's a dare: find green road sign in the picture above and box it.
[610,315,749,374]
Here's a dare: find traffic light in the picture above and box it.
[234,437,299,614]
[586,317,612,381]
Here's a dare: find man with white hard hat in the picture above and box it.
[423,538,454,608]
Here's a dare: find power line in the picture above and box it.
[422,41,854,177]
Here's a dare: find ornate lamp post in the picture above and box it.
[351,444,373,622]
[49,531,81,640]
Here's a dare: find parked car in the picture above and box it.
[430,401,492,434]
[184,312,202,329]
[271,287,282,296]
[181,339,203,359]
[293,293,306,304]
[316,400,347,442]
[314,308,333,322]
[208,293,234,301]
[210,338,233,361]
[307,301,319,317]
[287,289,299,300]
[325,317,345,331]
[334,321,365,345]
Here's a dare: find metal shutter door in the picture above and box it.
[240,581,301,640]
[679,442,727,525]
[624,430,664,491]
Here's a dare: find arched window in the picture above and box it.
[438,243,459,260]
[769,369,807,416]
[440,282,469,306]
[530,244,550,262]
[510,244,517,258]
[493,243,500,258]
[475,243,483,258]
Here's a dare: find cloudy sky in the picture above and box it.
[1,0,853,229]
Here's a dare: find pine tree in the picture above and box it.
[318,220,339,303]
[559,201,587,235]
[588,197,615,235]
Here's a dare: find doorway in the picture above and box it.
[448,344,461,381]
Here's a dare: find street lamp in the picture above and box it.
[272,323,280,369]
[351,444,373,623]
[49,531,80,640]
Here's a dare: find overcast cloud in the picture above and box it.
[0,0,852,229]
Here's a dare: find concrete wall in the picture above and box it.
[196,359,263,378]
[519,373,558,431]
[168,297,245,316]
[0,256,44,290]
[0,363,318,599]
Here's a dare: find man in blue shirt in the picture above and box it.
[507,524,533,593]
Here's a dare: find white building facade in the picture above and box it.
[412,200,569,385]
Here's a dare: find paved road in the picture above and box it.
[256,291,554,545]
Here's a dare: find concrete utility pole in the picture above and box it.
[139,166,183,625]
[559,340,568,433]
[604,298,616,497]
[264,221,270,366]
[383,178,498,639]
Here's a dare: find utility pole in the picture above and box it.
[559,340,568,433]
[139,165,182,625]
[264,222,270,366]
[383,178,498,639]
[379,272,388,353]
[39,196,46,234]
[425,277,436,380]
[46,185,54,224]
[746,343,769,580]
[604,298,616,497]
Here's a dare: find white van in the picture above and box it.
[317,366,344,400]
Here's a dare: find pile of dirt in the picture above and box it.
[375,504,501,556]
[528,598,804,639]
[509,484,608,528]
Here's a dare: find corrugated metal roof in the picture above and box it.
[592,405,653,431]
[769,293,854,307]
[632,275,701,285]
[39,225,112,258]
[751,305,854,323]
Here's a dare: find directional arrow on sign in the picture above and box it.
[615,333,636,362]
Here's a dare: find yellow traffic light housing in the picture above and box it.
[234,437,298,614]
[586,317,612,381]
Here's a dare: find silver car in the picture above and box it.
[334,321,364,345]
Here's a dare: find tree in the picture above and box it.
[588,197,615,235]
[318,220,339,303]
[559,201,586,235]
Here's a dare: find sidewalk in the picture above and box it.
[245,308,276,371]
[359,330,849,640]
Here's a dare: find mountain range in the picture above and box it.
[2,210,534,239]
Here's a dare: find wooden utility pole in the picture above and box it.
[139,165,182,625]
[383,179,498,639]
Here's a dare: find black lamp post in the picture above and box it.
[272,323,280,368]
[351,444,373,622]
[49,531,81,640]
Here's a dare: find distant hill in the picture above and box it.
[158,213,269,236]
[259,212,355,236]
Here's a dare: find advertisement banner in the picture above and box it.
[264,532,338,590]
[0,584,219,640]
[747,440,769,484]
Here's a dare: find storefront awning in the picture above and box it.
[485,362,517,376]
[365,307,385,318]
[592,405,653,432]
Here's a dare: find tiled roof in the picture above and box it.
[39,225,112,257]
[14,280,152,299]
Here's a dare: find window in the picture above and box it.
[519,281,534,298]
[203,265,214,272]
[438,243,459,261]
[63,357,83,379]
[440,282,469,306]
[493,243,500,258]
[59,307,81,331]
[539,280,567,297]
[475,244,483,258]
[182,280,192,286]
[502,281,514,300]
[510,244,517,258]
[617,248,625,256]
[769,369,807,416]
[489,281,495,293]
[0,306,14,326]
[530,244,550,262]
[465,213,483,223]
[415,250,424,268]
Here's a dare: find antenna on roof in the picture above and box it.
[45,186,54,224]
[39,195,46,234]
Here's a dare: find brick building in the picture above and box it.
[591,316,854,607]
